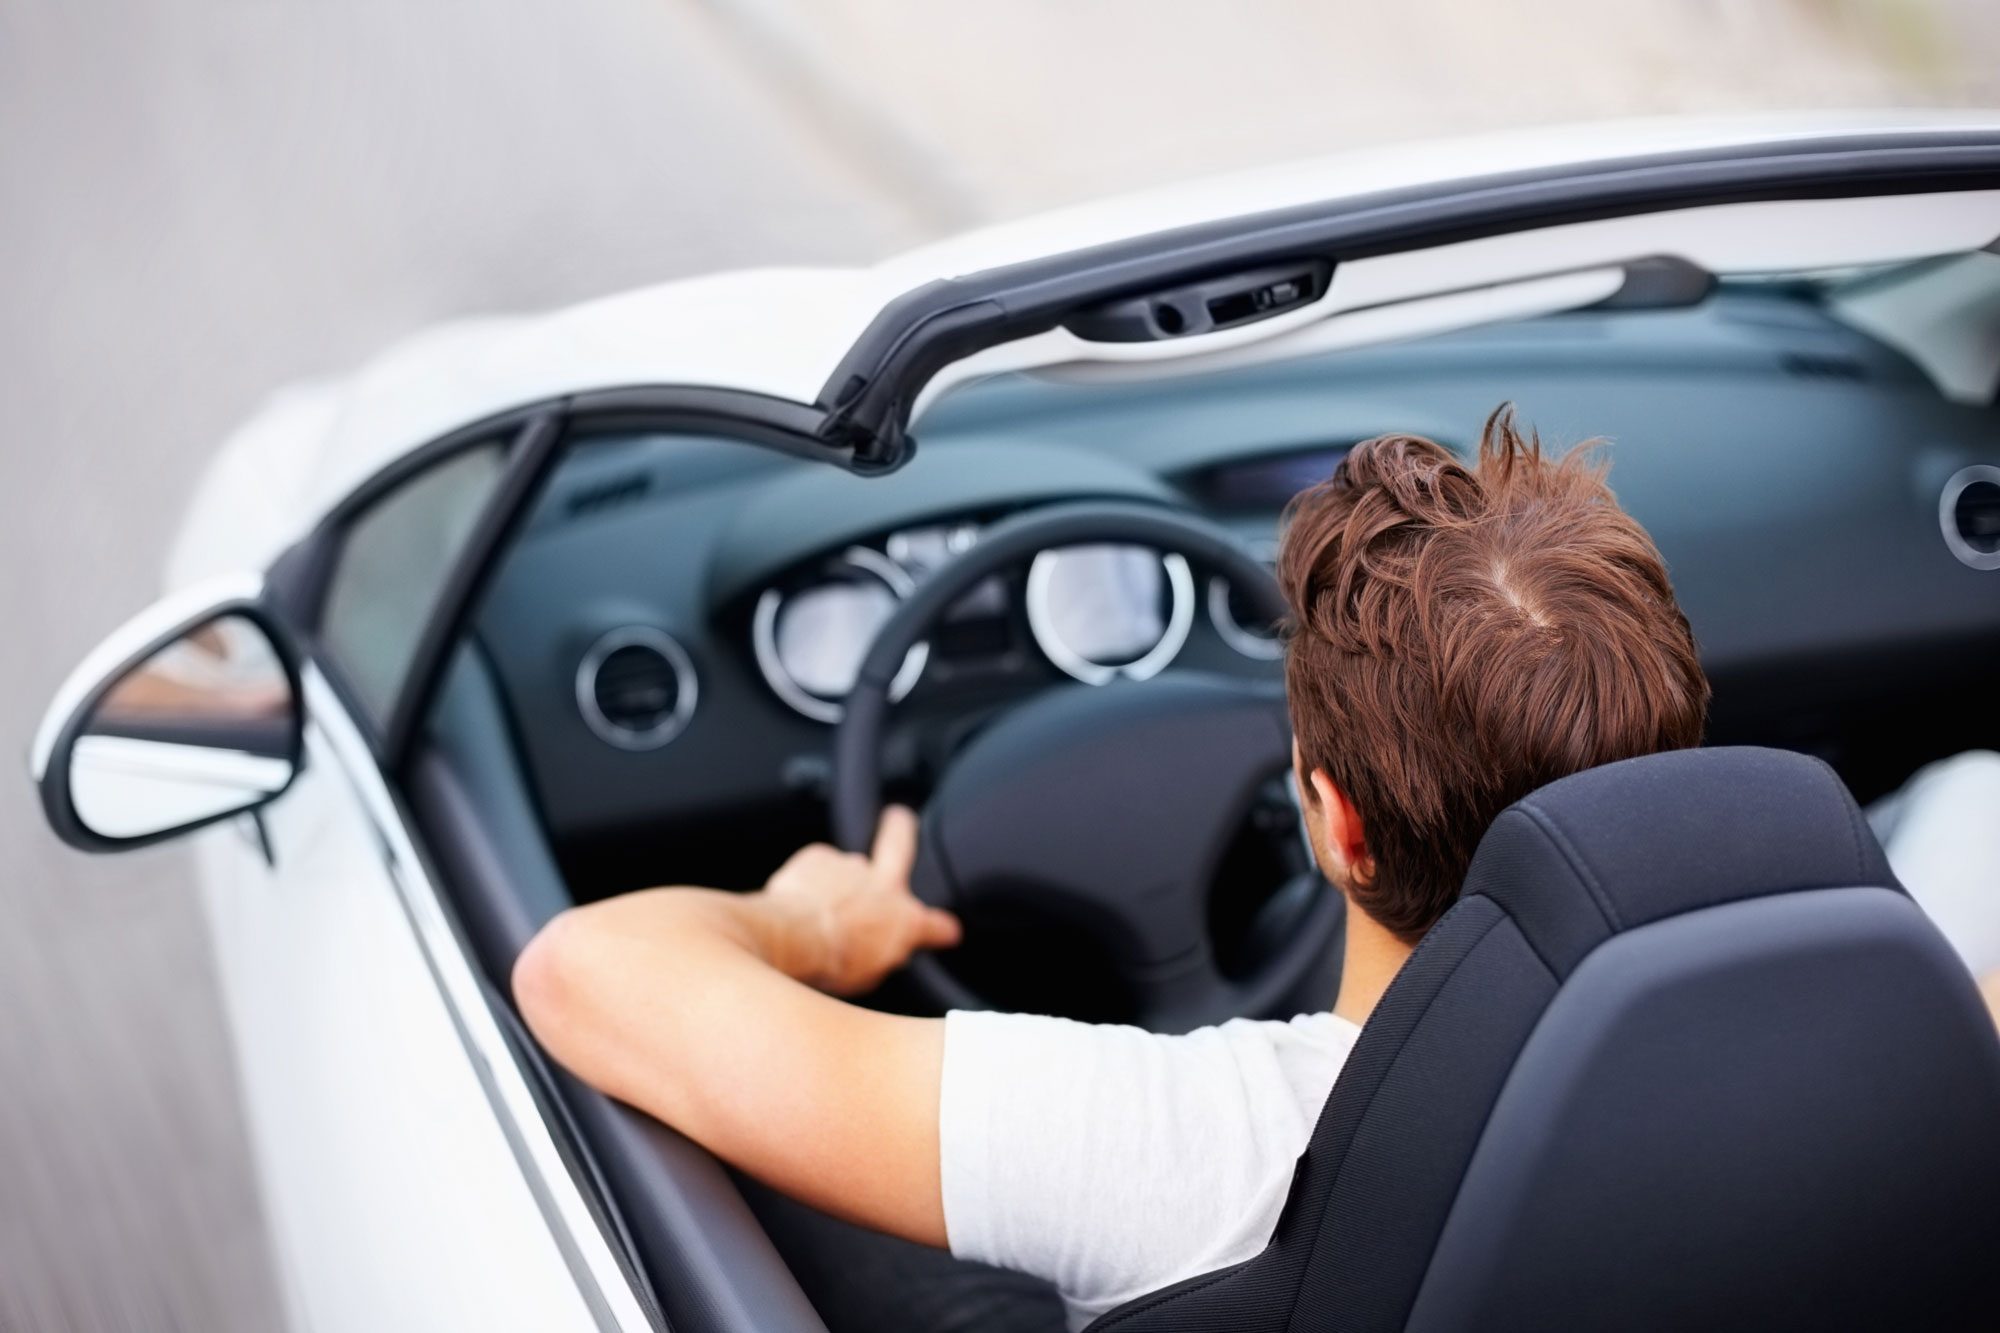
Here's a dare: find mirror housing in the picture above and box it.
[32,576,305,852]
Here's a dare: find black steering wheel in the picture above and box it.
[832,501,1344,1033]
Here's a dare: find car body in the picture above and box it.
[33,113,2000,1332]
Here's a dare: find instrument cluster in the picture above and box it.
[749,517,1275,723]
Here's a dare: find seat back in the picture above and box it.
[1090,748,2000,1333]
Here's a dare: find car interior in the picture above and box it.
[402,246,2000,1330]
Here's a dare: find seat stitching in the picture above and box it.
[1517,801,1622,933]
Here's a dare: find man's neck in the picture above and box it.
[1332,902,1414,1026]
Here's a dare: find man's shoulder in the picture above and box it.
[943,1007,1360,1085]
[938,1007,1362,1317]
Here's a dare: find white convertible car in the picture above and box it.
[32,114,2000,1332]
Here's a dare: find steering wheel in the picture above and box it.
[832,501,1344,1033]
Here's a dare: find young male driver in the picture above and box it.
[514,409,1996,1330]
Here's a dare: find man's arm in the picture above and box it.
[512,807,962,1246]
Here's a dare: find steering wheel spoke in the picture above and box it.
[907,806,959,909]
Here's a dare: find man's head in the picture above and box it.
[1279,405,1709,943]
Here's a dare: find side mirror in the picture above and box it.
[33,583,304,851]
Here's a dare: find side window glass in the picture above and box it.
[320,443,507,721]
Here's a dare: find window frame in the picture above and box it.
[267,406,546,759]
[265,386,843,772]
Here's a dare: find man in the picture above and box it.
[514,408,1997,1331]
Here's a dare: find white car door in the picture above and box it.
[212,424,653,1333]
[198,678,614,1333]
[36,415,653,1332]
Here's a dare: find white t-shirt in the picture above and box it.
[1867,749,2000,976]
[939,1008,1361,1330]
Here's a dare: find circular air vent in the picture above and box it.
[576,627,697,749]
[1940,465,2000,572]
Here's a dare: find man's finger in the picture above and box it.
[871,804,920,884]
[919,907,963,950]
[767,841,832,884]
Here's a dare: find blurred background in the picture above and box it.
[2,1,1997,1327]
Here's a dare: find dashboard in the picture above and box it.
[469,287,2000,887]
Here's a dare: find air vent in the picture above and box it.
[575,628,697,749]
[1778,352,1866,382]
[565,470,653,519]
[1940,466,2000,572]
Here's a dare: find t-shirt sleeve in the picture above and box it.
[939,1008,1351,1324]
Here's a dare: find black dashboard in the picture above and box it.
[471,287,2000,889]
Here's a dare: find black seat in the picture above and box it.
[1090,746,2000,1332]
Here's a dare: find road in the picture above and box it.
[0,4,917,1328]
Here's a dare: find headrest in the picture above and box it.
[1462,746,1901,979]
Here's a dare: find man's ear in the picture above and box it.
[1305,767,1375,888]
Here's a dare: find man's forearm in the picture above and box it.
[513,884,951,1244]
[515,888,823,1136]
[643,886,830,985]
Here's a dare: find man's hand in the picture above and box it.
[513,807,961,1246]
[759,806,963,995]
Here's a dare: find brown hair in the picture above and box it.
[1278,405,1709,942]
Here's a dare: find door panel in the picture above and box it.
[195,685,613,1331]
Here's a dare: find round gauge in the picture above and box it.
[1209,576,1285,660]
[754,547,928,723]
[1026,544,1195,685]
[1209,540,1283,660]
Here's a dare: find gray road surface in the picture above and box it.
[0,4,915,1328]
